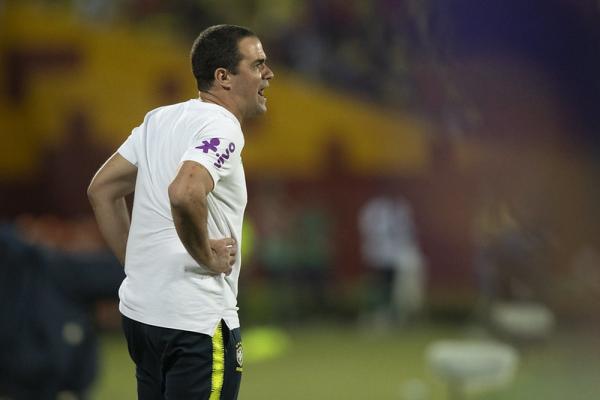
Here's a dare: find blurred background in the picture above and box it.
[1,0,600,399]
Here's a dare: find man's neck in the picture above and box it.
[198,91,243,124]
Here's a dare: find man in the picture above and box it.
[0,215,124,400]
[87,25,274,399]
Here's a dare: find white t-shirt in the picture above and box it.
[117,99,246,336]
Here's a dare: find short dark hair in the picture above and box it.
[190,24,256,91]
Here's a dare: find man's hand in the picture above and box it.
[207,238,237,275]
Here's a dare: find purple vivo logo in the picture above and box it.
[213,142,236,169]
[194,138,236,169]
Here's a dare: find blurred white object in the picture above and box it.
[490,301,555,340]
[426,339,519,399]
[393,256,425,317]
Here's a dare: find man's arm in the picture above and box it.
[168,161,236,275]
[87,153,137,265]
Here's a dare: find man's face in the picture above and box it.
[230,36,274,119]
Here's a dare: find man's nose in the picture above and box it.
[263,64,274,80]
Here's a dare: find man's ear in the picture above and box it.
[214,67,232,90]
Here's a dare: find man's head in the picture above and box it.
[191,25,274,120]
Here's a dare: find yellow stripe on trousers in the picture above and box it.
[210,322,225,400]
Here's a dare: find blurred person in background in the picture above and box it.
[0,215,124,400]
[253,184,333,322]
[87,24,273,400]
[358,193,425,327]
[473,196,526,312]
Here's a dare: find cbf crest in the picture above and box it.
[236,341,243,371]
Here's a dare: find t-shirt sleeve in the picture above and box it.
[117,125,141,166]
[180,118,244,188]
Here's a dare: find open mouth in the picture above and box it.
[258,87,267,98]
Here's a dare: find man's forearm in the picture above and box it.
[90,197,130,265]
[170,193,214,269]
[168,161,235,274]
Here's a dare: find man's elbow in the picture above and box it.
[87,178,111,207]
[87,179,101,206]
